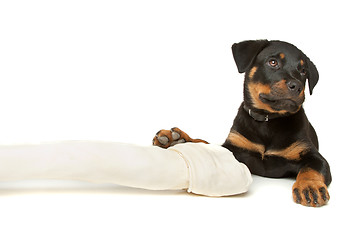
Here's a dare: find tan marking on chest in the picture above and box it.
[227,131,310,161]
[227,131,265,158]
[266,141,310,160]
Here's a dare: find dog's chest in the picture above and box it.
[226,131,310,161]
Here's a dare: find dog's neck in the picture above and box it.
[242,104,292,122]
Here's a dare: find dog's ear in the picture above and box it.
[232,40,269,73]
[306,58,319,95]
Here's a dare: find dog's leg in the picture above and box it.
[152,127,208,148]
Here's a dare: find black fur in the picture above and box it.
[222,40,331,186]
[232,40,269,73]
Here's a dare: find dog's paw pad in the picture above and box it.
[171,130,181,141]
[153,129,173,148]
[157,136,169,145]
[170,138,186,146]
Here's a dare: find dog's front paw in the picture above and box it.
[152,127,208,148]
[152,127,188,148]
[292,179,330,207]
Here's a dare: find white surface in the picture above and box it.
[0,0,358,239]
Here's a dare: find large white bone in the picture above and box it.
[0,142,252,197]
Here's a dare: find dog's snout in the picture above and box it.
[287,80,303,94]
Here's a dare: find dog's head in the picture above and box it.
[232,40,319,114]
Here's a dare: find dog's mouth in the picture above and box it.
[246,81,305,114]
[259,93,302,113]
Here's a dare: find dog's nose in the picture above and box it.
[287,80,303,94]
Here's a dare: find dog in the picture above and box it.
[152,40,331,207]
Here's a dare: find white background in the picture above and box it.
[0,0,359,239]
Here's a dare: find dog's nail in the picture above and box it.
[303,189,311,204]
[293,188,301,203]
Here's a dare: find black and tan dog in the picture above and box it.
[153,40,331,207]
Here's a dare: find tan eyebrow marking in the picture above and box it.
[248,66,257,79]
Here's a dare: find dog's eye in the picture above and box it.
[268,59,279,68]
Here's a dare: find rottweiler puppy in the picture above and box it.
[153,40,331,207]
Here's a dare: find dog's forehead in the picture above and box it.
[258,41,304,60]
